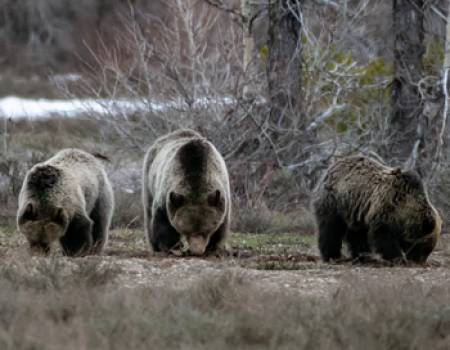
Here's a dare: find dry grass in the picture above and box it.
[0,225,450,348]
[0,73,61,99]
[0,258,450,349]
[5,116,109,155]
[232,206,316,235]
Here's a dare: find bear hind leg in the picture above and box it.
[371,223,403,263]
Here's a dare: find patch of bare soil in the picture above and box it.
[4,230,450,299]
[106,257,450,298]
[89,235,450,298]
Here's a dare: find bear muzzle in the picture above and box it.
[187,236,209,256]
[29,241,51,255]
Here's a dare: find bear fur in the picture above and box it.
[17,148,114,256]
[142,129,231,256]
[312,155,442,264]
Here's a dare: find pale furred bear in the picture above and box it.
[17,149,114,256]
[142,129,231,256]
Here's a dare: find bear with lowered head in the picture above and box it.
[17,149,114,256]
[142,129,231,256]
[312,155,442,264]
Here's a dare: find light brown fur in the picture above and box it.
[142,129,231,256]
[17,149,114,256]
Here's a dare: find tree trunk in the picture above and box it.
[267,0,302,124]
[433,1,450,174]
[242,0,258,98]
[391,0,425,166]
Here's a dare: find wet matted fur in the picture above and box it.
[312,156,442,264]
[17,149,114,256]
[142,129,231,256]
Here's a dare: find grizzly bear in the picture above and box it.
[17,149,114,256]
[312,155,441,264]
[142,129,231,256]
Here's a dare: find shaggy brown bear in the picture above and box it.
[312,155,441,264]
[17,149,114,256]
[142,129,231,256]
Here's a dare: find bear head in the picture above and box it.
[166,188,226,256]
[390,170,442,263]
[17,202,69,255]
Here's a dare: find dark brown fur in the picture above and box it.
[312,156,441,264]
[27,165,62,192]
[178,139,209,194]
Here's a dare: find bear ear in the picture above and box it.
[384,167,402,176]
[208,190,222,207]
[392,167,402,176]
[19,203,36,223]
[169,192,185,208]
[53,207,68,227]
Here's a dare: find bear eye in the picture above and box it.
[208,190,221,207]
[170,192,185,208]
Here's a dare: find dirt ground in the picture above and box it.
[2,227,449,298]
[108,233,450,298]
[94,254,450,299]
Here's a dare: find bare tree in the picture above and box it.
[433,0,450,173]
[391,0,425,167]
[68,0,429,214]
[242,0,258,98]
[267,0,302,122]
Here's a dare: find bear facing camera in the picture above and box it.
[142,129,231,256]
[312,155,442,264]
[17,149,114,256]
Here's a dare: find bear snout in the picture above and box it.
[187,236,208,256]
[29,241,50,255]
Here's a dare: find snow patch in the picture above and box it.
[0,96,162,119]
[0,95,236,120]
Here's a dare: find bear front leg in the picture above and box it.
[143,189,154,250]
[60,213,93,256]
[205,220,229,256]
[317,212,346,262]
[89,192,113,254]
[151,207,181,253]
[404,240,434,264]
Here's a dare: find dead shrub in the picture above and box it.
[111,189,142,229]
[232,202,315,234]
